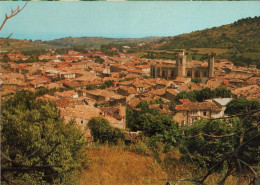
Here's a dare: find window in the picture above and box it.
[81,120,84,124]
[203,71,207,77]
[171,70,175,78]
[203,112,207,116]
[181,120,185,127]
[195,71,200,78]
[187,70,191,77]
[182,112,186,116]
[156,69,160,76]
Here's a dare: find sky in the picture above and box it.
[0,2,260,41]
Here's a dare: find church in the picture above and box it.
[150,52,214,82]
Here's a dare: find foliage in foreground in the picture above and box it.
[180,115,259,184]
[1,90,87,184]
[127,101,183,153]
[225,98,260,115]
[126,98,259,184]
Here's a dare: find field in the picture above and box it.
[79,145,251,185]
[189,48,229,55]
[133,48,230,60]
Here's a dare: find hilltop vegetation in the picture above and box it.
[0,36,158,53]
[0,38,62,52]
[154,16,260,53]
[44,36,159,50]
[133,16,260,68]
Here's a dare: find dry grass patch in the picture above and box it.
[80,145,167,185]
[79,145,252,185]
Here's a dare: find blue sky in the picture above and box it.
[0,2,260,41]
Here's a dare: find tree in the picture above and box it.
[2,54,9,63]
[149,122,183,153]
[139,113,175,137]
[180,113,260,184]
[0,2,28,32]
[94,57,105,64]
[174,91,197,102]
[126,101,159,131]
[175,87,232,103]
[191,78,201,84]
[225,98,260,115]
[196,87,213,102]
[88,117,125,144]
[1,90,87,184]
[214,87,232,98]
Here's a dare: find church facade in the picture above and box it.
[150,52,214,81]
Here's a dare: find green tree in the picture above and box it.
[149,122,183,153]
[88,117,125,144]
[191,78,201,84]
[86,84,98,90]
[2,54,9,63]
[94,57,105,64]
[225,98,260,115]
[174,91,197,102]
[139,113,175,137]
[126,101,159,131]
[180,115,259,184]
[196,87,213,102]
[213,87,232,98]
[1,90,87,184]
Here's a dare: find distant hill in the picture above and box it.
[44,37,159,49]
[0,38,62,52]
[151,16,260,53]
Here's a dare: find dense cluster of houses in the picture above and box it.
[1,48,259,140]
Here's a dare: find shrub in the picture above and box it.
[88,117,125,144]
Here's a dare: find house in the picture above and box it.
[127,69,143,76]
[117,86,137,96]
[38,54,57,61]
[54,90,78,99]
[165,89,179,103]
[173,77,191,85]
[81,89,126,105]
[99,104,126,129]
[232,85,260,100]
[7,51,25,61]
[71,62,88,69]
[135,64,151,74]
[173,99,222,127]
[68,50,80,55]
[29,78,49,89]
[128,79,152,93]
[59,71,76,79]
[110,64,128,73]
[212,98,232,117]
[60,104,126,140]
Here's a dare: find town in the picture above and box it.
[1,46,259,141]
[1,1,260,183]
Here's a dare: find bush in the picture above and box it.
[191,78,201,84]
[225,98,260,115]
[129,139,151,155]
[1,90,87,184]
[180,116,259,174]
[88,117,125,144]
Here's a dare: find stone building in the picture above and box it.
[173,99,222,127]
[150,52,214,81]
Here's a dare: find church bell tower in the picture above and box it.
[208,54,214,78]
[177,52,186,77]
